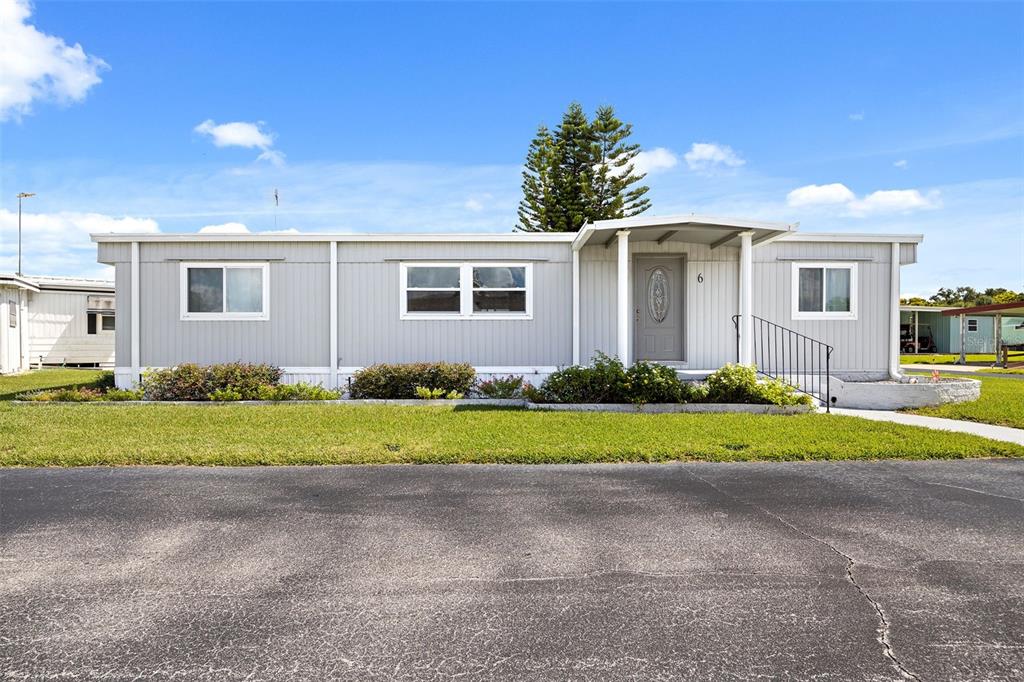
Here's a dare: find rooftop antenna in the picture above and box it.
[273,188,279,230]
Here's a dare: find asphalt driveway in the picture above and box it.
[2,461,1022,680]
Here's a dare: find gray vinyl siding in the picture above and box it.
[135,242,330,368]
[754,241,893,372]
[337,242,571,366]
[114,263,132,364]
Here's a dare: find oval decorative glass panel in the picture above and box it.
[647,268,669,323]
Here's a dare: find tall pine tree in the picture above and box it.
[517,103,651,232]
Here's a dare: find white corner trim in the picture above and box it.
[889,242,901,379]
[398,262,534,321]
[571,248,580,365]
[329,241,338,389]
[178,262,270,321]
[130,241,140,373]
[790,261,858,321]
[616,230,630,364]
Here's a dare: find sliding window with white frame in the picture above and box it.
[791,262,857,320]
[400,263,532,320]
[180,262,270,321]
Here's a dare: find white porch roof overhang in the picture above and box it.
[571,214,798,250]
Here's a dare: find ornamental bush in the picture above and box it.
[142,363,282,401]
[703,364,811,406]
[349,362,476,399]
[475,375,525,399]
[256,382,341,401]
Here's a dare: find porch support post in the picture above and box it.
[738,231,753,365]
[616,230,630,364]
[329,240,338,389]
[957,314,966,365]
[889,242,901,379]
[994,313,1003,367]
[130,240,140,386]
[571,247,580,365]
[914,310,919,354]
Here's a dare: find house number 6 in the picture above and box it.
[697,273,704,284]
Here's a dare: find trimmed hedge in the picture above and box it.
[349,362,475,399]
[142,363,283,401]
[532,356,812,407]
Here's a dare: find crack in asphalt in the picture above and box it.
[685,469,921,681]
[919,481,1024,504]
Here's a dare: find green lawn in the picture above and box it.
[901,353,998,365]
[904,372,1024,430]
[1,403,1021,466]
[0,368,110,400]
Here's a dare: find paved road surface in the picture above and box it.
[2,461,1023,680]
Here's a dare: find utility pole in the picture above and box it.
[16,192,35,276]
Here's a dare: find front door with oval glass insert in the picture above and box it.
[634,257,684,361]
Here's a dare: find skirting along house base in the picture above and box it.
[93,214,922,404]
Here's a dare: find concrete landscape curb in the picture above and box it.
[11,398,812,413]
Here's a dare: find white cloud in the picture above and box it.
[849,112,865,121]
[894,159,908,169]
[198,221,249,234]
[194,119,284,165]
[683,143,745,173]
[848,189,941,215]
[786,182,940,216]
[464,198,484,212]
[632,147,679,176]
[0,209,158,276]
[0,0,108,121]
[786,183,856,207]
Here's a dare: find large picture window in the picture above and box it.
[400,263,532,319]
[791,262,857,320]
[180,263,269,320]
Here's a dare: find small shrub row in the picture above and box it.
[530,356,811,407]
[208,382,341,401]
[349,362,475,399]
[143,363,282,401]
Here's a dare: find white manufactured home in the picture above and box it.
[0,274,116,374]
[93,215,921,400]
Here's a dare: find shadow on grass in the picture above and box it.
[451,404,529,412]
[0,370,114,401]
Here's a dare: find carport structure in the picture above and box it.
[943,301,1024,366]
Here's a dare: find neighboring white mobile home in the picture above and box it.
[0,274,115,374]
[94,214,922,403]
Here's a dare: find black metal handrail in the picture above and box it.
[732,315,834,412]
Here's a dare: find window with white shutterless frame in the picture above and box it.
[180,262,270,320]
[791,262,857,320]
[400,262,533,320]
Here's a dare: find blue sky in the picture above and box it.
[1,0,1022,295]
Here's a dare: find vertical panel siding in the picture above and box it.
[138,243,330,367]
[753,242,891,372]
[115,264,132,365]
[337,241,572,366]
[27,291,115,365]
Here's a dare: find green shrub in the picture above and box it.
[18,387,103,402]
[142,363,281,401]
[703,364,812,406]
[624,361,684,405]
[208,386,243,401]
[208,363,282,399]
[414,386,463,400]
[521,382,546,403]
[256,382,341,401]
[476,375,524,399]
[104,388,143,401]
[536,353,629,403]
[350,362,475,399]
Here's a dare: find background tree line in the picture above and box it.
[902,287,1024,307]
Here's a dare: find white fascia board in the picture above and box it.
[91,232,577,244]
[779,232,924,244]
[588,214,797,232]
[0,275,41,292]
